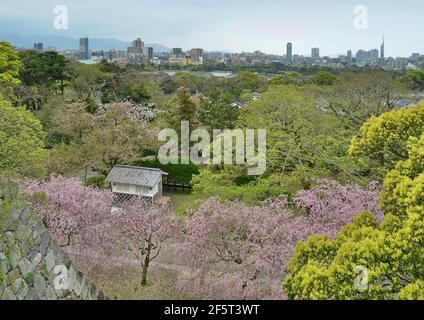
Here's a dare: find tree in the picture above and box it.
[199,91,239,131]
[19,50,69,95]
[270,72,304,86]
[87,199,179,286]
[177,180,381,299]
[0,41,22,86]
[48,101,156,178]
[118,84,151,104]
[69,63,111,109]
[24,175,113,247]
[235,71,267,92]
[0,99,47,178]
[51,102,95,143]
[163,88,199,133]
[403,70,424,92]
[237,85,362,188]
[349,102,424,178]
[310,71,341,86]
[284,106,424,300]
[318,70,407,130]
[160,77,178,94]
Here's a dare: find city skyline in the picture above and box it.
[0,0,423,57]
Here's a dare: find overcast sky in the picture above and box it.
[0,0,422,56]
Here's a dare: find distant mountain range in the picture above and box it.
[0,33,170,53]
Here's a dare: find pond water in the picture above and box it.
[163,70,234,78]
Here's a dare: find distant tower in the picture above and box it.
[380,35,385,65]
[33,42,43,51]
[311,47,320,59]
[286,42,293,60]
[347,50,353,63]
[79,37,89,60]
[132,38,144,49]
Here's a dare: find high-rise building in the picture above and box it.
[132,38,144,49]
[410,53,421,60]
[128,37,145,56]
[142,47,154,60]
[370,49,379,62]
[380,35,385,65]
[79,37,89,60]
[311,47,320,59]
[346,50,353,63]
[171,48,184,58]
[33,42,43,51]
[190,48,204,63]
[356,49,379,63]
[286,42,293,60]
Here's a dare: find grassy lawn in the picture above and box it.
[90,265,189,300]
[166,190,206,214]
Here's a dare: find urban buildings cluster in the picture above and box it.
[30,36,424,71]
[53,36,206,67]
[277,38,424,70]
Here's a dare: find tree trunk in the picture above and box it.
[61,79,64,96]
[141,237,152,286]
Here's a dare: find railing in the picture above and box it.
[163,179,193,192]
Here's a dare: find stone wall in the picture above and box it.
[0,183,107,300]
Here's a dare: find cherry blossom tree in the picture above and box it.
[176,180,382,299]
[24,175,113,247]
[85,199,181,286]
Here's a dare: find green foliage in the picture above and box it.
[19,50,69,94]
[239,85,362,186]
[136,159,199,185]
[47,102,152,176]
[160,77,178,94]
[85,175,106,188]
[235,71,267,92]
[310,71,341,86]
[192,169,296,204]
[269,72,304,86]
[317,70,407,130]
[349,102,424,178]
[234,175,257,186]
[284,106,424,300]
[199,90,239,131]
[0,99,47,178]
[69,63,112,103]
[23,272,34,286]
[163,88,199,133]
[118,84,151,104]
[402,70,424,92]
[398,280,424,300]
[0,41,22,86]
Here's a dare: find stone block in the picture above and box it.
[12,277,24,293]
[0,259,10,274]
[18,257,34,276]
[1,287,17,300]
[8,246,21,269]
[66,265,77,292]
[46,285,57,300]
[39,232,50,256]
[25,288,37,300]
[45,249,56,273]
[16,280,29,300]
[33,272,47,299]
[7,268,21,283]
[31,252,42,268]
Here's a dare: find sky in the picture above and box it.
[0,0,423,57]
